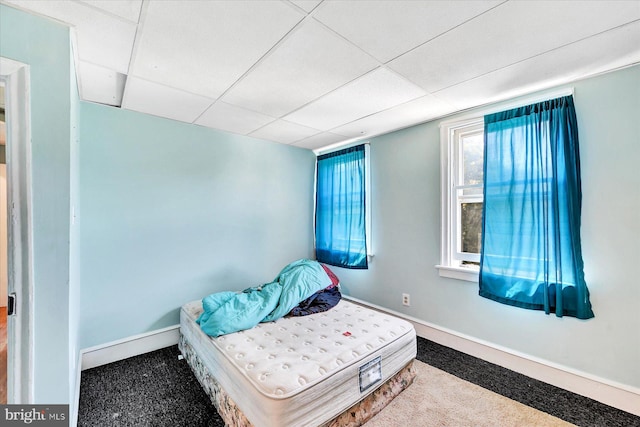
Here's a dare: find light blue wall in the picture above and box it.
[3,0,638,403]
[337,65,640,389]
[78,103,316,348]
[0,4,72,403]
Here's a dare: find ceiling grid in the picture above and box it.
[2,0,638,150]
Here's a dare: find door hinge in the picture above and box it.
[8,293,16,316]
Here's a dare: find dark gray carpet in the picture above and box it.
[78,337,639,427]
[416,339,640,427]
[78,345,223,427]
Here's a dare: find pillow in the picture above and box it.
[321,264,340,289]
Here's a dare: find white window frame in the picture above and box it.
[364,144,372,258]
[437,117,484,282]
[436,87,576,282]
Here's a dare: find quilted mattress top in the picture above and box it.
[181,298,415,399]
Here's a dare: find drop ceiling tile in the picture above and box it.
[434,21,640,112]
[292,132,350,150]
[4,0,136,73]
[289,1,322,14]
[313,0,501,63]
[78,61,126,106]
[79,0,142,23]
[249,120,321,145]
[221,19,379,118]
[195,102,276,136]
[284,67,426,131]
[130,1,304,100]
[389,0,640,93]
[122,77,214,124]
[331,94,457,138]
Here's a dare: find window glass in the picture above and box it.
[462,133,483,186]
[454,127,484,263]
[461,201,482,255]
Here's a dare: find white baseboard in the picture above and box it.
[77,300,640,417]
[343,295,640,416]
[80,324,180,371]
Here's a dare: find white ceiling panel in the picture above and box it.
[292,132,352,150]
[221,19,379,118]
[313,0,501,63]
[388,0,640,93]
[195,102,276,136]
[130,0,304,100]
[331,94,457,139]
[249,120,321,145]
[122,77,214,124]
[434,21,640,112]
[7,0,640,151]
[284,67,426,131]
[78,61,126,106]
[79,0,142,23]
[289,0,322,14]
[4,0,137,73]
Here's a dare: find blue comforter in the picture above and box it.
[196,259,331,336]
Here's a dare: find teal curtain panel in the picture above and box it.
[315,145,368,269]
[479,96,594,319]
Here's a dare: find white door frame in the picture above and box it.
[1,56,34,403]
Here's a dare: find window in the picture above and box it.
[438,118,484,281]
[438,91,592,318]
[315,144,370,269]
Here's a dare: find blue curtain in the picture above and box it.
[315,145,368,269]
[479,96,594,319]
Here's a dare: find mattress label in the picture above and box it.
[359,356,382,393]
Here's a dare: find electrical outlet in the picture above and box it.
[402,293,410,306]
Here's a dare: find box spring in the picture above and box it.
[179,299,417,427]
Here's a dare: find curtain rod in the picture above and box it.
[313,140,370,157]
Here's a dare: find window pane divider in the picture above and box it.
[455,184,483,190]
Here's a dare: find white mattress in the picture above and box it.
[180,298,416,427]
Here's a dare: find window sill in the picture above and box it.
[436,265,479,283]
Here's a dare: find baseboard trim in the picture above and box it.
[80,325,180,371]
[77,299,640,416]
[343,295,640,416]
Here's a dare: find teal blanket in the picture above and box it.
[196,259,331,336]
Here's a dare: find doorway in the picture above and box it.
[1,56,34,404]
[0,82,6,404]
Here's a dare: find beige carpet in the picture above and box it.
[364,360,575,427]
